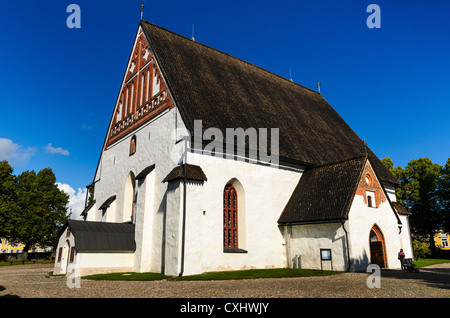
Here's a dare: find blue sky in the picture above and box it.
[1,1,449,215]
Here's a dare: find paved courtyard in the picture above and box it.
[1,263,449,299]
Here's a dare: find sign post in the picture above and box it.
[320,249,333,273]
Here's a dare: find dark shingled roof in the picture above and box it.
[392,201,411,215]
[162,164,207,183]
[136,164,155,180]
[140,20,398,186]
[278,155,366,224]
[99,195,116,210]
[60,220,135,251]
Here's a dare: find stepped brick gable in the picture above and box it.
[355,160,387,208]
[106,27,174,148]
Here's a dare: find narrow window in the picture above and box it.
[223,184,238,248]
[441,237,449,248]
[367,195,373,207]
[366,190,375,208]
[69,247,75,263]
[130,135,137,156]
[57,247,62,262]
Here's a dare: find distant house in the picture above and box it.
[1,239,49,253]
[54,20,413,276]
[434,231,450,250]
[1,239,24,253]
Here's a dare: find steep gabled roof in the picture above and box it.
[278,155,366,224]
[140,20,398,185]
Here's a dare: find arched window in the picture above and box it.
[223,184,238,248]
[130,135,136,156]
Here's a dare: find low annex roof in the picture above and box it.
[58,220,136,252]
[278,155,367,224]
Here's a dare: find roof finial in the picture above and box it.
[140,0,145,20]
[289,68,293,82]
[191,24,195,41]
[317,80,321,94]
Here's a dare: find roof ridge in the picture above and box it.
[140,20,321,96]
[310,153,367,169]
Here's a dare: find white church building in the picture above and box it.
[53,20,413,276]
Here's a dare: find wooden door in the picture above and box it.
[370,241,385,267]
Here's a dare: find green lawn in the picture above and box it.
[72,259,450,281]
[174,268,339,281]
[413,258,450,268]
[83,272,170,281]
[82,268,339,281]
[0,260,54,267]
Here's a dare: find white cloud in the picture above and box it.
[0,138,36,164]
[57,183,86,220]
[46,143,70,156]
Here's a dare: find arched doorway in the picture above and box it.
[60,240,70,275]
[369,224,387,268]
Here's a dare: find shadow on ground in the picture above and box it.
[380,266,450,290]
[0,285,20,298]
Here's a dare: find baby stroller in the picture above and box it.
[402,258,419,272]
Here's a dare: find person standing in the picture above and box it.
[398,249,405,271]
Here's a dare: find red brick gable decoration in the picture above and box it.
[355,160,386,207]
[105,27,174,148]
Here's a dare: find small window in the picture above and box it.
[130,135,137,156]
[366,190,375,208]
[57,247,62,262]
[69,247,76,263]
[365,174,372,186]
[441,237,449,248]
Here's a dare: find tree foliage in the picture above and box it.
[0,161,70,251]
[382,157,450,250]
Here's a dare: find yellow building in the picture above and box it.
[434,231,450,250]
[1,239,25,253]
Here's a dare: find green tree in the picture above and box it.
[382,157,444,254]
[438,158,450,233]
[412,239,431,259]
[0,162,70,254]
[0,161,18,239]
[404,158,442,246]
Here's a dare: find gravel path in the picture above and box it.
[1,263,449,298]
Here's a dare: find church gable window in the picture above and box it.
[129,135,137,156]
[223,184,238,249]
[355,161,386,208]
[366,190,375,208]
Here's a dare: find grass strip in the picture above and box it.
[413,258,450,268]
[83,268,339,281]
[173,268,339,281]
[83,272,169,281]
